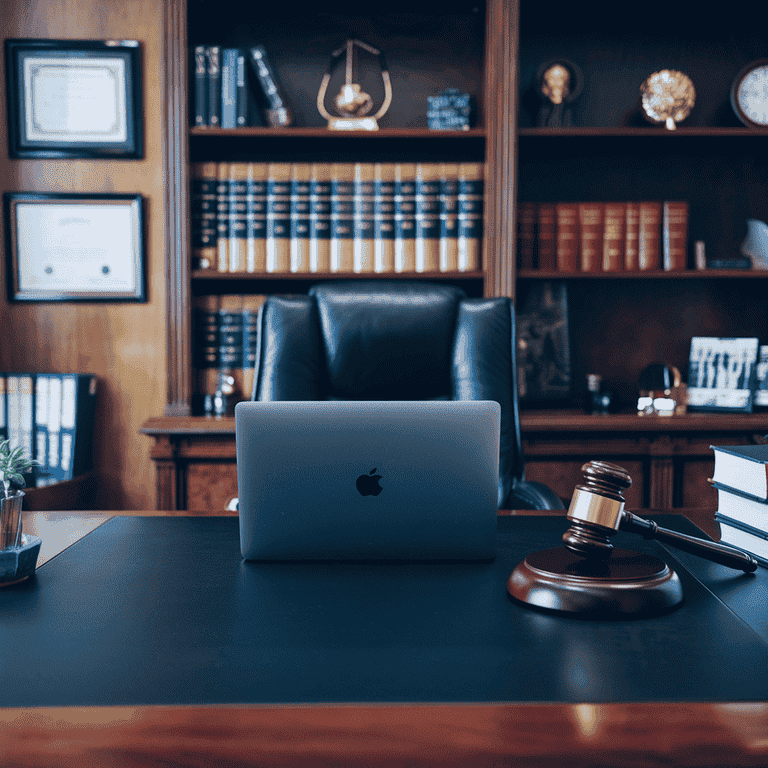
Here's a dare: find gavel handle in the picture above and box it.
[620,512,758,573]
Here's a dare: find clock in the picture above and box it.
[731,60,768,128]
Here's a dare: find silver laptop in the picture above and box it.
[235,400,500,561]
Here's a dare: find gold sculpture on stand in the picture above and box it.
[317,39,392,130]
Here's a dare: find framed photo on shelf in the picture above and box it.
[686,336,759,413]
[516,281,572,404]
[4,193,146,303]
[4,39,142,159]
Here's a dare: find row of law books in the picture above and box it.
[517,200,689,273]
[711,443,768,568]
[193,295,267,404]
[191,162,484,276]
[0,373,97,487]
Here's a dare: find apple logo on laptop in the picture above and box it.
[356,468,383,496]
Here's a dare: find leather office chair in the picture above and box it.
[250,281,564,510]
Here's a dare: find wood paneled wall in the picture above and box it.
[0,0,166,509]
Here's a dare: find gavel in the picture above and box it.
[564,461,757,573]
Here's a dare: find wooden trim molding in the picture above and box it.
[163,0,191,416]
[484,0,518,299]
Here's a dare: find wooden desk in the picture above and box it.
[1,509,766,768]
[141,412,768,512]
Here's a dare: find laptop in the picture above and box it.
[235,400,500,561]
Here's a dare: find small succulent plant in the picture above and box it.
[0,439,39,499]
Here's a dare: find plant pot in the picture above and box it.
[0,492,41,585]
[0,491,24,549]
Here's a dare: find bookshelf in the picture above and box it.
[147,0,768,510]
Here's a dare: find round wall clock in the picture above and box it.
[731,60,768,128]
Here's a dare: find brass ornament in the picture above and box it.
[640,70,695,130]
[317,39,392,131]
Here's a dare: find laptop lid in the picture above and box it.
[235,400,500,561]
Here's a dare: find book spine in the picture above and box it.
[221,48,238,129]
[193,45,208,127]
[246,162,268,273]
[59,375,76,480]
[373,162,396,274]
[218,295,245,379]
[0,374,6,442]
[439,163,460,273]
[46,375,63,483]
[517,201,536,271]
[577,202,603,272]
[457,162,483,272]
[236,52,248,127]
[353,163,376,274]
[309,163,332,273]
[6,375,20,458]
[624,202,640,270]
[228,163,249,272]
[248,46,293,127]
[602,201,626,272]
[194,295,222,404]
[663,200,689,271]
[34,374,49,486]
[19,374,34,466]
[536,203,556,270]
[638,201,662,271]
[266,162,292,272]
[330,163,355,273]
[191,162,218,270]
[414,162,441,273]
[58,374,97,479]
[555,202,578,272]
[216,162,230,272]
[290,163,312,273]
[206,45,221,128]
[755,345,768,408]
[394,163,417,272]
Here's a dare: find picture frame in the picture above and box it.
[4,193,146,303]
[4,39,142,159]
[686,336,759,413]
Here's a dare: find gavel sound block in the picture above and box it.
[508,461,757,618]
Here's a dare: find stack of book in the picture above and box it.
[517,200,688,273]
[194,295,267,404]
[191,161,484,275]
[0,373,97,487]
[711,443,768,567]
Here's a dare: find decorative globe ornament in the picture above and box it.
[640,70,695,130]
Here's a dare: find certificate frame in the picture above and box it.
[4,193,146,303]
[4,39,142,159]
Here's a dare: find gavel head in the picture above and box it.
[562,461,632,560]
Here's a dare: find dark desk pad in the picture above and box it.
[1,515,767,707]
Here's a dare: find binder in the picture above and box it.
[46,375,63,482]
[0,374,6,442]
[34,374,51,486]
[58,374,98,481]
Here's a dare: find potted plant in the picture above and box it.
[0,439,42,585]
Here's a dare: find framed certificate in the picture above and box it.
[4,193,146,302]
[4,39,142,159]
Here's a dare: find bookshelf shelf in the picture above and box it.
[190,127,486,139]
[191,270,486,281]
[517,270,767,279]
[519,127,768,138]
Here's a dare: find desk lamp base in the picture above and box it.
[507,546,683,618]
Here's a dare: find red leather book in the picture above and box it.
[663,200,689,271]
[602,202,626,272]
[638,201,662,271]
[578,202,603,272]
[556,203,579,272]
[624,202,640,271]
[536,203,556,270]
[517,202,536,271]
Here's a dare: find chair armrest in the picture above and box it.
[504,479,566,511]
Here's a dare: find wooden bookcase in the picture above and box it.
[149,0,768,511]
